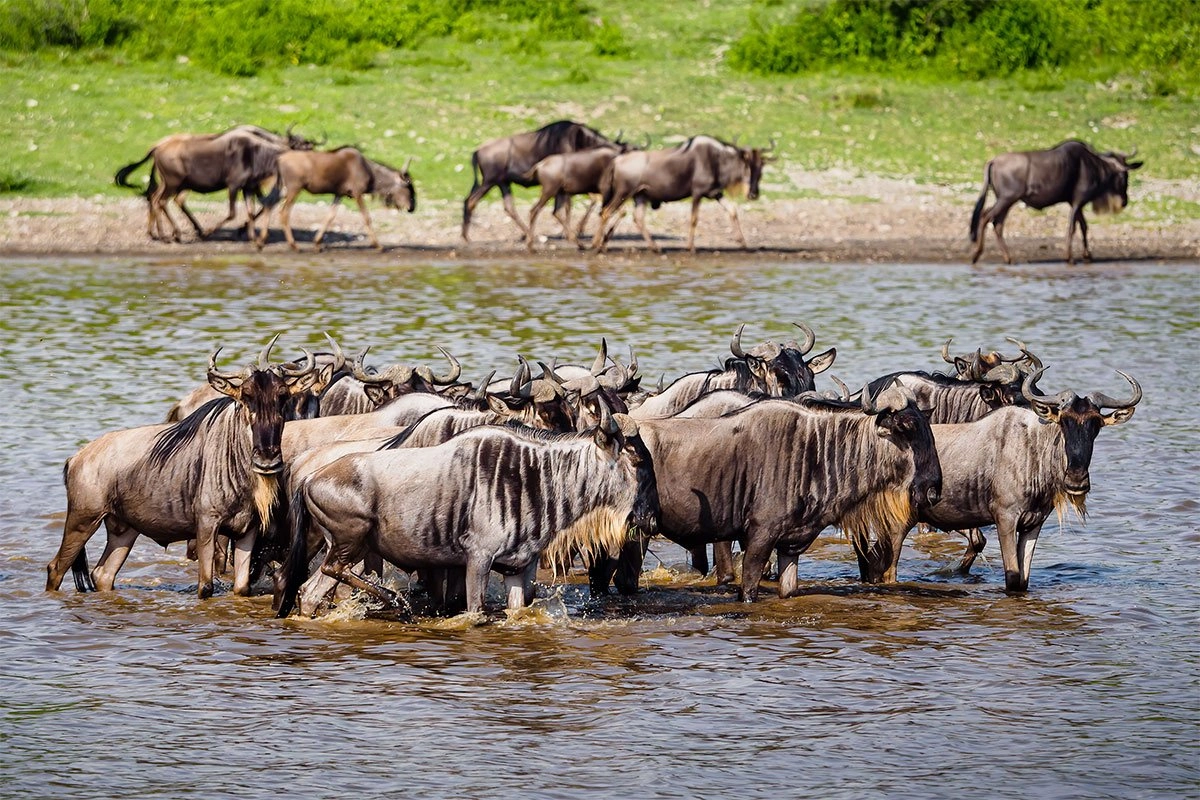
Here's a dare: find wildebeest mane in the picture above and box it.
[534,120,607,153]
[150,396,234,467]
[377,406,452,450]
[867,370,958,393]
[496,419,579,444]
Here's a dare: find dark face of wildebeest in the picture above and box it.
[1022,368,1141,497]
[866,389,943,512]
[208,340,325,475]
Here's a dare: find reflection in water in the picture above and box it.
[0,257,1197,798]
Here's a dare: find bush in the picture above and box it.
[728,0,1200,81]
[0,0,595,74]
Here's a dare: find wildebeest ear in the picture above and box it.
[207,374,243,399]
[979,384,1002,405]
[363,382,392,406]
[807,347,836,375]
[1103,406,1136,426]
[1127,160,1143,170]
[1028,398,1061,423]
[485,394,510,415]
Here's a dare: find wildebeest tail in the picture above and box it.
[70,547,95,592]
[260,164,284,209]
[275,486,311,618]
[969,161,992,242]
[114,151,155,193]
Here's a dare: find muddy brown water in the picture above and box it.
[1,255,1197,799]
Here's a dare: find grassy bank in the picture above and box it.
[2,0,1196,217]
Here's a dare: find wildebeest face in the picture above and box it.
[625,432,660,536]
[209,369,297,475]
[1030,396,1134,496]
[383,170,416,213]
[875,402,942,510]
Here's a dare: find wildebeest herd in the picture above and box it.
[113,120,1142,263]
[46,326,1141,621]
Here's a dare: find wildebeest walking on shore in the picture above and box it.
[114,125,314,242]
[256,147,415,251]
[592,135,771,253]
[461,120,620,242]
[522,143,634,249]
[969,139,1143,265]
[46,335,329,599]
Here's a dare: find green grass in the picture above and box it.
[0,0,1196,209]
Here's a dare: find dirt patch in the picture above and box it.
[2,170,1197,264]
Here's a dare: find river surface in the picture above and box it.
[0,255,1197,799]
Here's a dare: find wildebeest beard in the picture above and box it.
[539,506,633,578]
[1091,192,1123,215]
[836,489,916,554]
[1054,490,1088,527]
[253,472,280,531]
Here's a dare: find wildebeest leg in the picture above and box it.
[231,530,256,596]
[172,192,205,241]
[712,541,735,585]
[994,510,1026,592]
[195,522,219,599]
[957,528,986,574]
[1016,524,1042,591]
[201,188,238,239]
[461,179,494,242]
[90,523,139,592]
[1077,210,1092,261]
[718,198,747,248]
[503,562,538,610]
[613,534,648,595]
[526,187,555,250]
[279,190,302,251]
[313,197,344,253]
[321,560,401,608]
[989,201,1016,264]
[634,199,660,252]
[738,532,774,602]
[499,184,530,240]
[574,197,598,245]
[465,553,494,614]
[593,193,630,252]
[777,549,799,598]
[553,193,574,243]
[685,196,704,253]
[46,508,105,591]
[689,544,710,576]
[353,194,381,251]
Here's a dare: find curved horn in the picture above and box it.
[860,382,880,415]
[792,322,815,355]
[941,338,955,365]
[981,363,1019,385]
[323,333,346,373]
[474,369,497,403]
[402,156,412,174]
[256,333,281,370]
[207,346,250,383]
[590,337,609,376]
[351,347,408,385]
[1021,368,1075,407]
[626,345,639,379]
[730,323,748,359]
[1088,370,1142,410]
[599,354,629,391]
[765,137,777,153]
[1004,336,1043,372]
[279,348,317,378]
[831,375,850,401]
[538,361,567,393]
[596,393,618,437]
[510,356,531,397]
[433,346,461,384]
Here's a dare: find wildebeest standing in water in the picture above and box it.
[969,139,1143,265]
[921,368,1140,592]
[277,402,660,618]
[461,120,619,241]
[114,125,314,242]
[256,147,416,251]
[593,135,771,253]
[46,336,330,599]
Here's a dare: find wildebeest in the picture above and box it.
[920,368,1140,592]
[256,147,415,252]
[166,334,347,423]
[461,120,619,241]
[590,385,943,601]
[277,403,660,618]
[114,125,312,242]
[969,139,1143,265]
[45,336,326,599]
[523,143,633,249]
[629,323,835,419]
[317,345,463,416]
[592,135,771,253]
